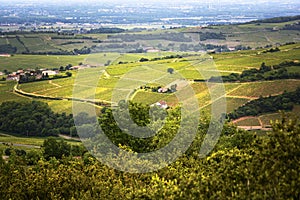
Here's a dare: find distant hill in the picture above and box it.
[248,15,300,24]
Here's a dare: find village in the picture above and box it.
[0,62,93,83]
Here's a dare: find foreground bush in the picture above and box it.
[0,116,299,199]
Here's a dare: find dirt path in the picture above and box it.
[58,134,81,142]
[13,90,33,99]
[258,117,263,127]
[264,33,273,43]
[172,58,179,63]
[226,95,257,100]
[49,80,62,88]
[103,70,111,78]
[232,116,274,131]
[232,116,258,124]
[225,83,243,93]
[0,142,40,149]
[205,69,242,74]
[129,89,139,101]
[14,83,113,107]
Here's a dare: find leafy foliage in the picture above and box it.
[228,87,300,119]
[0,101,76,136]
[199,31,226,41]
[0,114,299,199]
[43,138,71,160]
[98,101,170,152]
[0,44,17,54]
[209,61,300,82]
[87,27,125,34]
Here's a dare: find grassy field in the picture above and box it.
[206,19,300,47]
[258,105,300,127]
[0,132,45,146]
[213,43,300,72]
[0,54,88,72]
[0,131,82,154]
[227,80,300,97]
[225,97,250,113]
[235,117,261,127]
[0,52,186,73]
[0,81,30,102]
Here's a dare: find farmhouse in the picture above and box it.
[144,47,160,53]
[153,101,168,109]
[0,54,11,57]
[42,70,58,76]
[6,74,19,81]
[228,47,236,51]
[158,88,168,93]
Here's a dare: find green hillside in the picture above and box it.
[0,43,297,128]
[0,18,300,128]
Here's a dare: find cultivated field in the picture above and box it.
[0,21,300,128]
[8,44,299,128]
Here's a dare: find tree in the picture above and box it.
[25,150,41,165]
[59,66,65,71]
[167,68,174,74]
[170,84,177,92]
[66,72,72,77]
[43,138,71,160]
[65,64,72,70]
[139,58,149,62]
[260,62,271,72]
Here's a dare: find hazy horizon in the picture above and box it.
[1,0,299,4]
[0,0,299,26]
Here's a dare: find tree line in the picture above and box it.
[228,87,300,120]
[20,46,92,55]
[209,61,300,82]
[18,71,72,84]
[199,31,226,41]
[0,44,17,54]
[0,101,77,137]
[108,32,193,42]
[87,27,125,34]
[249,15,300,24]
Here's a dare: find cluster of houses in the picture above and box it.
[5,69,59,81]
[1,64,94,82]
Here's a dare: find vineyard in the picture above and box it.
[0,43,295,128]
[0,26,299,126]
